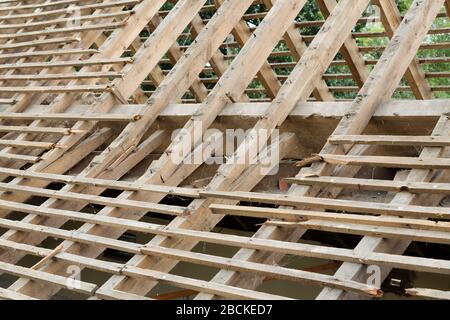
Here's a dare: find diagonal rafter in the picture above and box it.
[0,0,447,301]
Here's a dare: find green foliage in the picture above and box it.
[157,1,449,101]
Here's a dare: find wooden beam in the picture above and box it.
[375,0,432,99]
[0,0,140,21]
[209,204,450,232]
[140,245,381,296]
[261,0,334,101]
[328,135,450,146]
[406,288,450,300]
[0,260,97,295]
[86,135,293,298]
[201,190,450,219]
[0,113,140,122]
[316,0,369,87]
[319,154,450,170]
[0,288,37,300]
[285,176,450,195]
[0,167,199,198]
[317,0,446,299]
[0,210,446,276]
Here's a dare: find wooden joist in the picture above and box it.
[0,72,123,81]
[0,231,286,300]
[121,266,291,300]
[0,260,97,295]
[0,288,37,300]
[0,49,99,60]
[0,22,127,40]
[0,167,199,198]
[140,245,382,297]
[0,85,111,93]
[0,0,447,301]
[0,126,84,135]
[95,289,153,300]
[0,0,141,21]
[316,0,447,300]
[0,153,40,163]
[406,288,450,300]
[0,212,447,276]
[298,220,450,245]
[0,58,132,70]
[0,37,80,50]
[0,11,134,31]
[0,139,57,149]
[285,176,450,194]
[319,154,450,170]
[0,99,16,104]
[328,135,450,147]
[209,204,450,233]
[201,190,450,219]
[0,0,126,12]
[0,113,141,122]
[0,186,186,216]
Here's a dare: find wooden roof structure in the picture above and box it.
[0,0,448,300]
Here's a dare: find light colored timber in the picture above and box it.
[285,176,450,195]
[0,184,185,216]
[0,0,448,301]
[93,0,319,298]
[0,167,199,198]
[201,190,450,219]
[139,245,382,297]
[0,0,205,298]
[0,0,131,12]
[0,260,97,295]
[24,99,450,121]
[375,0,432,99]
[0,72,123,81]
[316,0,369,88]
[0,11,133,30]
[0,113,141,122]
[0,0,141,21]
[319,154,450,170]
[0,153,40,163]
[0,221,287,300]
[0,126,84,135]
[297,220,450,245]
[0,37,80,50]
[31,244,64,270]
[328,135,450,146]
[94,289,153,300]
[0,288,37,300]
[261,0,334,101]
[317,0,447,300]
[0,99,15,104]
[0,139,57,149]
[121,266,292,300]
[209,204,450,233]
[0,221,379,298]
[406,288,450,300]
[0,49,99,60]
[0,212,446,276]
[5,135,292,298]
[0,85,111,93]
[0,22,127,40]
[0,58,132,70]
[193,0,376,299]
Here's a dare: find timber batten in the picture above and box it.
[0,0,447,301]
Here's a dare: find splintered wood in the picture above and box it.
[0,0,448,300]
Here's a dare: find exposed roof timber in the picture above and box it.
[0,0,448,301]
[12,99,447,120]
